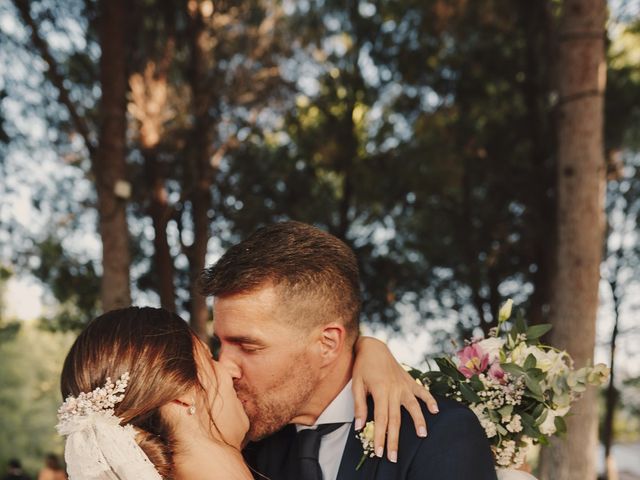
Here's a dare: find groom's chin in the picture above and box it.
[246,422,282,442]
[246,414,290,441]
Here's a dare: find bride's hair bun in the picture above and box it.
[61,307,203,479]
[134,425,173,479]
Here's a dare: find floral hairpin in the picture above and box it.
[57,372,130,430]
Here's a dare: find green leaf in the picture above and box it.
[498,405,513,420]
[524,353,537,370]
[435,357,465,381]
[554,416,567,435]
[501,363,525,377]
[488,409,501,423]
[496,424,508,436]
[459,382,482,403]
[532,404,545,419]
[520,411,535,425]
[523,424,540,438]
[526,324,552,341]
[469,374,484,391]
[526,367,545,381]
[524,375,545,401]
[429,383,454,396]
[406,367,423,380]
[520,412,540,438]
[421,372,454,396]
[535,409,548,425]
[514,313,527,335]
[421,371,447,383]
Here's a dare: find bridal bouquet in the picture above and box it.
[409,300,609,469]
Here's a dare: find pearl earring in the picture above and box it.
[188,404,196,415]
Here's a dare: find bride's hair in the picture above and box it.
[61,307,204,478]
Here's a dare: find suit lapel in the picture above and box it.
[247,424,296,479]
[336,401,381,480]
[336,422,360,479]
[359,447,381,480]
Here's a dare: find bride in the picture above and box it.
[58,306,437,480]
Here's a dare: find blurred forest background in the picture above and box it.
[0,0,639,478]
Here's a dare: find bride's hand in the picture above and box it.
[352,336,439,463]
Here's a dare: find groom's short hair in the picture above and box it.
[200,221,361,343]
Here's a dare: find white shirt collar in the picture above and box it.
[296,379,354,431]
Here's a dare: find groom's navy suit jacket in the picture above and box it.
[243,395,498,480]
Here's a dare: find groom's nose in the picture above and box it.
[218,354,242,379]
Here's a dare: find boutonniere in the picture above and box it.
[356,421,376,470]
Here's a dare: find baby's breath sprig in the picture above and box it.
[356,421,376,470]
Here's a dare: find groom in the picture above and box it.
[201,221,497,480]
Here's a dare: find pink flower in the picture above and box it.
[457,344,490,378]
[488,363,507,384]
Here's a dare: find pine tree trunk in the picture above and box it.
[12,0,132,311]
[185,4,213,339]
[520,0,556,327]
[188,180,210,339]
[129,17,177,312]
[539,1,607,479]
[96,0,131,310]
[603,270,621,480]
[145,150,176,311]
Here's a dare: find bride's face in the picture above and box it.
[193,340,250,448]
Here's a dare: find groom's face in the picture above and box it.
[214,283,322,441]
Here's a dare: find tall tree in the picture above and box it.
[12,0,131,311]
[128,1,178,312]
[181,0,216,338]
[127,0,289,335]
[95,0,131,309]
[540,1,607,479]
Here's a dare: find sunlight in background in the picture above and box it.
[3,267,632,379]
[5,276,43,320]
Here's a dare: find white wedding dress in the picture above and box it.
[496,468,538,480]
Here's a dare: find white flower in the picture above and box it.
[509,344,568,378]
[470,404,498,439]
[361,421,375,445]
[587,363,610,384]
[530,348,568,377]
[498,300,513,323]
[477,337,506,363]
[508,342,529,366]
[538,406,570,435]
[505,414,523,433]
[356,421,376,470]
[493,439,517,467]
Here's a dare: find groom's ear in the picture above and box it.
[318,323,346,366]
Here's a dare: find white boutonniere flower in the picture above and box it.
[356,421,376,470]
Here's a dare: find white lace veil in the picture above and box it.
[56,373,163,480]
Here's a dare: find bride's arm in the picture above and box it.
[352,336,439,463]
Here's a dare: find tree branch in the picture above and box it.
[12,0,96,156]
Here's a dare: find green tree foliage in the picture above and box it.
[220,0,558,334]
[0,0,638,345]
[31,236,101,330]
[0,322,75,475]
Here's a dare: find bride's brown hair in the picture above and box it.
[61,307,204,479]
